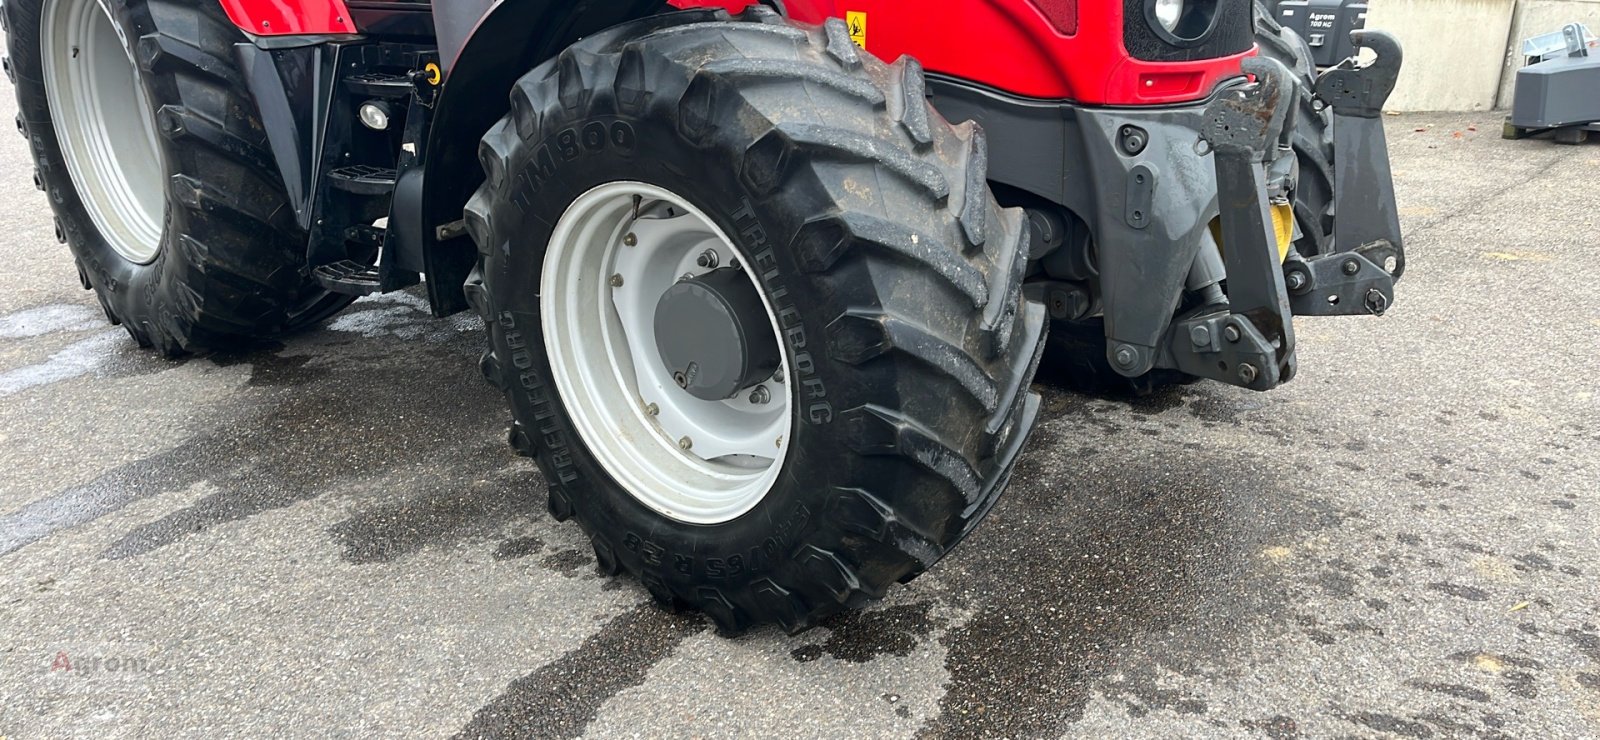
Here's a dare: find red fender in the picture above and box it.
[670,0,1253,104]
[219,0,356,36]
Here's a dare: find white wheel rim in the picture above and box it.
[540,182,794,525]
[41,0,166,264]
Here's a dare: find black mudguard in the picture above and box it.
[416,0,665,316]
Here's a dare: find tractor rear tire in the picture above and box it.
[1255,0,1336,257]
[3,0,352,356]
[466,8,1045,633]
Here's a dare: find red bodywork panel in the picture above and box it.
[220,0,355,36]
[671,0,1253,104]
[224,0,1248,104]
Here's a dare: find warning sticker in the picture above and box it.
[846,11,867,48]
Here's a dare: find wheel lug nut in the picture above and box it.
[773,367,785,384]
[609,273,623,287]
[623,232,637,247]
[749,386,771,404]
[678,436,693,451]
[644,402,658,416]
[696,249,719,269]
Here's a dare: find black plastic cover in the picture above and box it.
[1123,0,1254,62]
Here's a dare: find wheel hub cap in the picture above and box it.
[540,182,793,525]
[653,268,781,401]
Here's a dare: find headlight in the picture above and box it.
[358,101,391,131]
[1143,0,1220,46]
[1153,0,1183,32]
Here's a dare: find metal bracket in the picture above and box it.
[1315,31,1407,281]
[1314,31,1402,119]
[1283,248,1395,317]
[1565,23,1591,58]
[1164,57,1298,392]
[1199,57,1292,160]
[1168,311,1292,391]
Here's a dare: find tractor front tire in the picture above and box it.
[3,0,351,356]
[466,8,1045,633]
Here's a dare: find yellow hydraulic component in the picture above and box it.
[1209,201,1296,263]
[1269,201,1294,261]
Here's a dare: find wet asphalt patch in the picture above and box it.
[456,605,708,738]
[2,113,1599,737]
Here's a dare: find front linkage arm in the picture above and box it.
[1286,30,1405,317]
[1167,56,1299,391]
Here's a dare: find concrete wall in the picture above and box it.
[1365,0,1518,111]
[1495,0,1600,108]
[1357,0,1600,111]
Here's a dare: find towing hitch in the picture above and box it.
[1167,32,1405,392]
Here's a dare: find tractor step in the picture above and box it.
[346,72,414,99]
[327,165,398,195]
[313,260,384,296]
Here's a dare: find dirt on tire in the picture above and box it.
[465,7,1046,633]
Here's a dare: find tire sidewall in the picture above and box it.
[7,0,336,348]
[484,108,860,591]
[9,0,186,331]
[1253,0,1335,256]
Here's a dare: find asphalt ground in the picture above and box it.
[1,64,1598,737]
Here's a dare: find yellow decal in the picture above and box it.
[846,11,867,48]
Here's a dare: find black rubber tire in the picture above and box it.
[1254,0,1336,257]
[2,0,352,357]
[465,7,1046,634]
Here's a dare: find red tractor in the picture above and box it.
[3,0,1403,631]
